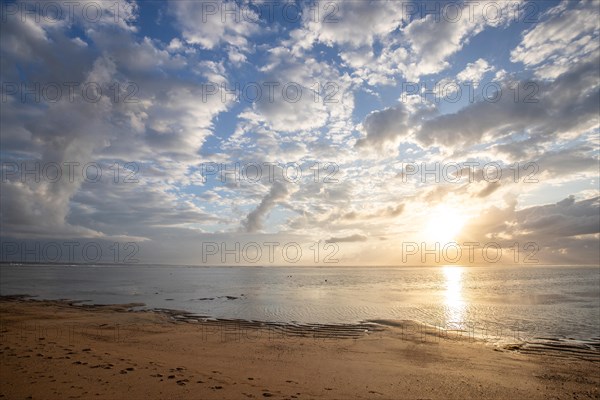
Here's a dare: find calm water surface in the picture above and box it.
[1,264,599,343]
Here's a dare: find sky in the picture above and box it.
[0,0,599,266]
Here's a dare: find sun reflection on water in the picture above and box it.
[442,266,466,329]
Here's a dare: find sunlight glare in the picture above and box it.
[424,204,466,244]
[442,266,466,327]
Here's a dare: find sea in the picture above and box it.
[1,264,599,349]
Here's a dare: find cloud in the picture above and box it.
[355,104,411,150]
[477,182,501,198]
[242,181,290,233]
[302,1,404,48]
[511,0,600,79]
[404,0,518,69]
[460,195,599,245]
[234,44,355,158]
[0,8,231,240]
[290,1,518,83]
[517,196,600,238]
[325,234,367,243]
[417,59,599,152]
[169,1,258,51]
[404,14,476,76]
[456,58,494,84]
[1,0,598,266]
[356,53,599,155]
[1,56,119,238]
[341,204,405,221]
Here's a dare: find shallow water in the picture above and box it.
[1,264,599,344]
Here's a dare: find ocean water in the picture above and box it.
[1,264,599,344]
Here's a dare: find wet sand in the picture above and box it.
[1,297,598,400]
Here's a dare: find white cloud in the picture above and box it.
[357,54,599,156]
[0,10,232,240]
[237,45,355,140]
[1,0,598,265]
[290,1,523,84]
[299,1,404,48]
[169,0,259,51]
[511,0,600,79]
[167,38,183,51]
[456,58,494,83]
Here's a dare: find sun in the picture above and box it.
[423,204,467,244]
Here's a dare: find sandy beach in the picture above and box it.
[0,297,598,400]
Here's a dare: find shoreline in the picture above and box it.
[1,297,599,399]
[3,295,599,361]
